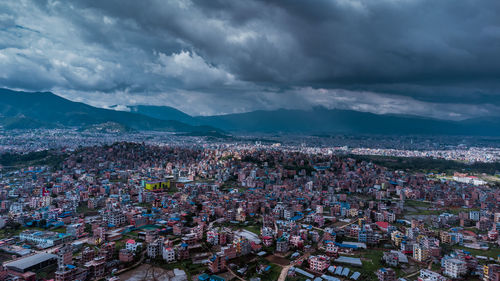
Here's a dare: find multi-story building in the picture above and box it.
[325,241,339,257]
[19,230,71,248]
[358,228,378,245]
[66,223,84,238]
[162,247,176,263]
[208,254,226,274]
[377,268,396,281]
[54,244,76,281]
[391,230,404,246]
[234,235,251,256]
[147,239,162,258]
[84,256,106,279]
[418,269,449,281]
[290,235,303,248]
[207,230,220,245]
[413,243,429,262]
[125,239,141,252]
[483,264,500,281]
[119,249,134,263]
[276,237,289,253]
[443,258,466,279]
[107,211,127,226]
[469,211,481,222]
[308,255,329,272]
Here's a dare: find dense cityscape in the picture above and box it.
[0,132,498,281]
[2,0,500,280]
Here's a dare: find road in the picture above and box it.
[227,266,247,281]
[277,252,311,281]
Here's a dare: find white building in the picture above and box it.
[443,258,466,279]
[163,247,176,263]
[418,269,449,281]
[469,210,481,221]
[125,240,141,252]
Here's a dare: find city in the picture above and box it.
[1,0,500,280]
[0,134,498,281]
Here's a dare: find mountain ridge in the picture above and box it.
[2,88,499,136]
[131,104,500,136]
[0,88,221,134]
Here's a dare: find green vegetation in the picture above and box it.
[236,256,281,281]
[52,227,66,233]
[347,154,500,174]
[405,200,432,208]
[0,227,23,239]
[452,245,500,259]
[352,249,384,280]
[243,225,261,235]
[0,150,67,170]
[151,259,206,280]
[168,185,179,194]
[76,202,97,216]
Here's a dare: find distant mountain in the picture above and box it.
[0,88,221,133]
[128,105,195,124]
[122,103,500,136]
[3,88,499,136]
[195,107,500,136]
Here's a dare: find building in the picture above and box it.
[4,253,58,274]
[325,241,339,257]
[262,236,273,247]
[208,254,226,274]
[383,251,400,267]
[358,228,378,245]
[119,249,134,263]
[162,247,176,263]
[413,243,429,262]
[57,244,73,268]
[469,211,481,221]
[234,235,251,256]
[66,223,84,238]
[55,266,87,281]
[443,258,466,279]
[84,256,106,279]
[106,211,126,226]
[276,237,289,253]
[144,180,171,192]
[483,264,500,281]
[126,239,141,252]
[147,239,162,258]
[81,247,95,263]
[19,230,71,248]
[418,269,449,281]
[309,255,330,272]
[377,268,396,281]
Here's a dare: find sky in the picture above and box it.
[1,0,500,119]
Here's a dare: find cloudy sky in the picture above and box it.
[1,0,500,119]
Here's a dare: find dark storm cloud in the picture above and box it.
[1,0,500,118]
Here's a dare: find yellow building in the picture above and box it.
[413,244,429,262]
[391,230,404,246]
[440,231,451,244]
[145,180,171,192]
[348,208,358,217]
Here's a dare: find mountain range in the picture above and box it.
[132,105,500,136]
[1,88,499,136]
[0,88,219,134]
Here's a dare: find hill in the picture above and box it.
[195,107,500,136]
[128,105,196,124]
[0,88,221,133]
